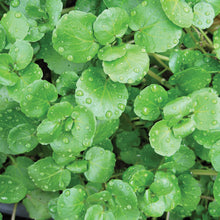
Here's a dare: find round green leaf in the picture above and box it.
[214,29,220,59]
[98,44,127,61]
[1,11,29,42]
[190,88,220,130]
[107,180,138,208]
[193,129,220,149]
[93,7,128,45]
[134,84,168,121]
[178,174,201,212]
[123,165,154,193]
[9,40,33,70]
[56,71,79,96]
[28,157,71,191]
[103,44,149,84]
[67,160,88,173]
[209,140,220,172]
[20,80,58,118]
[0,175,27,203]
[52,10,99,63]
[7,63,43,102]
[193,2,215,29]
[0,54,18,86]
[165,145,195,173]
[85,147,115,183]
[129,0,182,53]
[57,187,87,219]
[208,201,220,217]
[0,26,6,51]
[75,67,128,120]
[173,118,196,138]
[8,123,38,154]
[160,0,193,28]
[169,67,211,95]
[150,171,178,196]
[149,120,182,156]
[85,205,115,220]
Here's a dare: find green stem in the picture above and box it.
[185,28,207,54]
[200,195,215,201]
[150,53,170,70]
[111,172,123,178]
[197,27,213,48]
[190,169,218,176]
[61,6,75,15]
[8,155,16,165]
[166,212,170,220]
[11,203,17,220]
[0,2,8,12]
[152,53,170,61]
[147,70,173,89]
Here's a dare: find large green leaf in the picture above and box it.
[7,63,43,102]
[129,0,182,53]
[8,123,38,154]
[209,140,220,172]
[20,80,58,118]
[0,54,19,87]
[1,11,29,42]
[28,157,71,191]
[192,2,215,29]
[214,29,220,59]
[190,88,220,130]
[0,175,27,203]
[75,67,128,120]
[93,7,128,45]
[149,120,182,156]
[103,44,149,84]
[134,84,168,121]
[160,0,193,28]
[9,40,33,70]
[52,10,99,63]
[57,187,87,219]
[84,147,115,183]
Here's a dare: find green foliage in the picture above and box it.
[0,0,219,219]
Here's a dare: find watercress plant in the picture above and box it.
[0,0,220,219]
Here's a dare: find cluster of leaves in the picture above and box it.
[0,0,220,219]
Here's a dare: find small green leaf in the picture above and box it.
[93,7,128,45]
[56,71,79,96]
[190,88,220,130]
[20,80,58,118]
[193,2,215,29]
[23,189,59,220]
[52,10,99,63]
[9,40,33,70]
[149,120,182,156]
[75,67,128,120]
[67,160,88,173]
[123,165,154,193]
[1,11,29,42]
[150,171,178,196]
[178,174,201,212]
[85,205,115,220]
[8,123,38,154]
[4,157,36,192]
[7,63,43,102]
[0,175,27,203]
[134,84,168,121]
[173,118,196,138]
[160,0,193,28]
[214,29,220,59]
[208,201,220,217]
[129,0,182,52]
[169,67,211,95]
[103,44,149,84]
[0,54,19,86]
[57,187,87,219]
[28,157,71,191]
[209,140,220,172]
[85,147,115,183]
[98,44,127,61]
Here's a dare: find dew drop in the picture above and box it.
[206,19,211,24]
[184,7,189,13]
[86,98,92,104]
[151,85,158,92]
[214,43,220,49]
[141,48,146,53]
[65,190,70,196]
[87,56,92,61]
[67,55,73,61]
[157,97,163,103]
[83,139,91,147]
[40,172,44,176]
[26,94,33,100]
[127,78,133,84]
[173,39,178,44]
[8,180,12,184]
[58,47,64,53]
[15,12,21,18]
[11,0,20,7]
[131,10,136,16]
[119,76,124,81]
[44,82,50,88]
[63,137,69,144]
[127,205,132,210]
[1,197,8,200]
[118,103,125,110]
[212,99,217,104]
[88,77,93,81]
[212,120,217,125]
[134,68,139,73]
[25,143,31,148]
[142,107,149,116]
[166,138,170,143]
[76,90,84,96]
[105,111,112,118]
[205,11,210,16]
[59,181,65,188]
